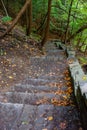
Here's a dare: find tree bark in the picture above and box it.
[26,0,32,35]
[36,12,48,33]
[0,0,31,38]
[41,0,52,48]
[64,0,74,44]
[67,24,87,42]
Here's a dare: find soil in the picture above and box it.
[0,22,43,92]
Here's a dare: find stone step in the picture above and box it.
[22,76,64,86]
[29,57,67,70]
[46,49,63,53]
[11,85,67,93]
[4,92,66,105]
[27,54,67,79]
[46,49,65,55]
[25,63,66,80]
[0,103,82,130]
[35,75,64,81]
[0,102,38,130]
[30,52,66,62]
[0,102,24,130]
[34,105,82,130]
[30,55,65,62]
[12,84,67,93]
[22,77,58,86]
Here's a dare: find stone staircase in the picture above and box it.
[0,41,83,130]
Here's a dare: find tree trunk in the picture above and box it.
[6,0,9,13]
[41,0,52,48]
[71,0,79,34]
[67,24,87,42]
[64,0,74,44]
[26,0,32,35]
[0,0,31,38]
[36,12,48,33]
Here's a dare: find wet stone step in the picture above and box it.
[15,104,54,130]
[30,55,65,61]
[28,50,66,75]
[33,104,54,130]
[27,70,66,79]
[46,55,65,61]
[53,106,82,130]
[12,104,37,130]
[22,77,65,87]
[0,102,23,130]
[26,61,67,79]
[35,75,65,81]
[44,44,56,49]
[0,103,38,130]
[44,43,58,50]
[46,49,64,52]
[22,78,59,85]
[0,103,82,130]
[34,105,82,130]
[46,50,66,56]
[29,58,67,70]
[4,92,66,105]
[12,84,67,93]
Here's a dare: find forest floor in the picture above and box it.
[0,18,43,91]
[0,38,42,91]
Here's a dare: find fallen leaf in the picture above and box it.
[21,121,28,125]
[12,64,16,67]
[8,76,13,79]
[82,76,87,80]
[63,95,67,99]
[47,116,53,121]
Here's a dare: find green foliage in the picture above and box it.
[73,29,87,52]
[2,0,87,53]
[81,45,87,52]
[79,57,87,65]
[1,16,12,23]
[30,33,41,42]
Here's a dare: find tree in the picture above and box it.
[0,0,31,38]
[41,0,52,48]
[26,0,32,36]
[67,24,87,42]
[64,0,74,44]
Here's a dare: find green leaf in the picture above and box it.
[1,16,12,23]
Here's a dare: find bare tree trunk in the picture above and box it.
[41,0,52,48]
[6,0,9,13]
[76,32,82,50]
[64,0,74,44]
[0,0,31,38]
[36,12,48,33]
[26,0,32,35]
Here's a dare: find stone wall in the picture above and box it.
[67,47,87,130]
